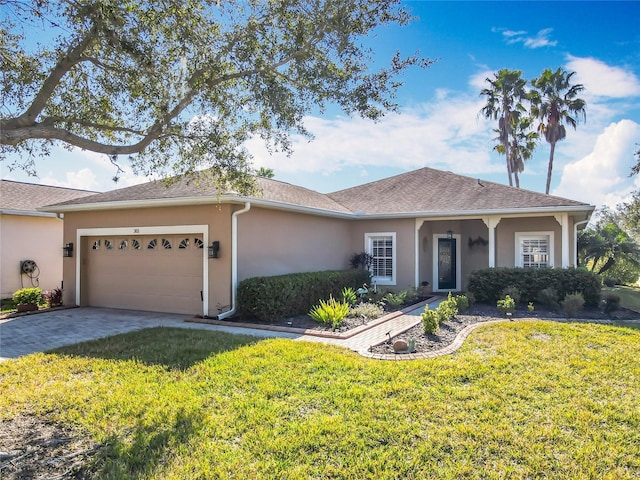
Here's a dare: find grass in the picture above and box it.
[1,322,640,478]
[603,285,640,313]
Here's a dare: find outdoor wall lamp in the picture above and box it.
[208,241,220,259]
[446,230,453,239]
[62,243,74,258]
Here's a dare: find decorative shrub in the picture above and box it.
[497,295,516,314]
[349,302,384,320]
[13,287,44,306]
[308,295,350,329]
[341,287,357,307]
[536,288,559,310]
[43,288,63,307]
[500,286,521,305]
[528,302,535,312]
[600,292,621,314]
[382,290,408,306]
[349,252,374,270]
[436,292,458,323]
[560,292,585,318]
[237,269,370,321]
[454,294,470,313]
[421,307,439,335]
[464,291,476,306]
[467,267,601,306]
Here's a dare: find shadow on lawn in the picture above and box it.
[50,326,262,370]
[94,406,205,478]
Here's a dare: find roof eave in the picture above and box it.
[1,208,59,218]
[38,195,594,220]
[38,195,354,219]
[353,204,595,219]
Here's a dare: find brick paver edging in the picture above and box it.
[186,299,432,339]
[359,319,508,361]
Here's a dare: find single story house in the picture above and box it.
[41,167,594,317]
[0,180,96,298]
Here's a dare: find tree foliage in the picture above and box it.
[1,0,433,191]
[578,211,640,279]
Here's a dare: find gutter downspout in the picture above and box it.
[574,219,590,267]
[217,202,251,319]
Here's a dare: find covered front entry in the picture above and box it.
[437,238,456,290]
[432,233,462,292]
[80,230,207,315]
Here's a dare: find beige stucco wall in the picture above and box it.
[237,207,351,280]
[349,218,416,290]
[0,214,64,298]
[496,216,563,267]
[63,205,232,316]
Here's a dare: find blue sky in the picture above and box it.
[3,1,640,210]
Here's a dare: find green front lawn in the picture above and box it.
[604,285,640,313]
[1,322,639,478]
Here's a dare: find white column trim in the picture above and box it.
[482,216,502,268]
[560,213,570,268]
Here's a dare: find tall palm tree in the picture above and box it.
[579,221,640,275]
[530,68,586,194]
[493,113,539,188]
[480,69,528,187]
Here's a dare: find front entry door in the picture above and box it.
[438,238,457,290]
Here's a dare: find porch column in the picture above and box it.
[415,219,424,288]
[555,213,570,268]
[482,216,501,268]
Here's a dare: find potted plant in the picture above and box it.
[13,287,44,312]
[420,281,431,297]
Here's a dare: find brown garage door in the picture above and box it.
[84,234,204,314]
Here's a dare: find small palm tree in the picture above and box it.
[530,68,586,194]
[480,69,528,187]
[579,222,640,274]
[256,167,275,179]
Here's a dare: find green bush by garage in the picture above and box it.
[237,269,371,321]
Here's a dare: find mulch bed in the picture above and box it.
[369,303,640,355]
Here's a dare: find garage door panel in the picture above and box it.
[84,234,204,315]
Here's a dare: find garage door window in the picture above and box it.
[179,238,190,249]
[147,239,157,249]
[92,240,100,250]
[119,240,128,250]
[162,238,172,249]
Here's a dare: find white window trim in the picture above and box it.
[515,231,555,268]
[364,232,396,286]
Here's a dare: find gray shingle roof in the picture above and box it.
[327,167,590,214]
[0,180,96,213]
[41,167,592,216]
[48,175,353,213]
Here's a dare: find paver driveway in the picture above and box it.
[0,307,298,361]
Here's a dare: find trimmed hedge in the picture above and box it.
[237,269,371,321]
[467,267,601,306]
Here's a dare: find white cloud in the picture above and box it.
[246,91,504,178]
[494,27,557,48]
[566,56,640,99]
[553,119,640,208]
[39,168,99,190]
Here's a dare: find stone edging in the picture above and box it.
[185,299,432,339]
[359,319,508,361]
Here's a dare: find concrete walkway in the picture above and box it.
[0,300,445,362]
